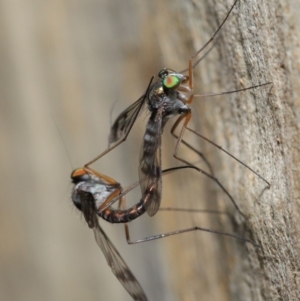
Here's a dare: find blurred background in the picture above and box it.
[0,1,200,300]
[3,0,298,301]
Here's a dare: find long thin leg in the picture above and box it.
[191,0,239,61]
[115,175,256,246]
[170,83,271,203]
[173,0,271,185]
[125,224,259,247]
[100,166,201,212]
[170,113,246,217]
[84,166,120,185]
[171,129,214,176]
[117,192,257,247]
[187,82,273,186]
[193,82,273,98]
[174,0,271,185]
[159,207,229,216]
[179,35,222,74]
[180,0,239,76]
[185,126,271,186]
[181,1,243,102]
[116,183,230,216]
[181,140,214,175]
[171,105,271,187]
[170,114,270,216]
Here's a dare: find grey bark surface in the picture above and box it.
[154,1,300,301]
[0,1,299,301]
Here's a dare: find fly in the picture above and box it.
[71,165,259,300]
[71,166,149,301]
[85,0,272,217]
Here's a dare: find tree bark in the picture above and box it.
[146,0,300,300]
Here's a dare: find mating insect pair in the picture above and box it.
[70,0,271,300]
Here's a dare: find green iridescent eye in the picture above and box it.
[163,75,181,89]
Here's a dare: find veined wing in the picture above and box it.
[109,94,146,144]
[78,191,148,301]
[138,107,163,217]
[109,77,156,145]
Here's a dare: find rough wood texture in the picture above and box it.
[0,0,299,301]
[151,0,300,300]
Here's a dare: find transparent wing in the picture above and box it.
[138,108,163,217]
[78,191,148,301]
[109,78,156,145]
[109,94,146,144]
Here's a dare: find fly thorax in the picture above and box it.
[163,96,191,119]
[148,86,165,111]
[72,181,117,210]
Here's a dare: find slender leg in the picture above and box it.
[193,82,273,99]
[179,35,222,74]
[125,224,259,248]
[118,197,243,247]
[170,113,246,217]
[185,126,271,186]
[100,166,202,212]
[84,167,120,185]
[171,127,214,176]
[171,0,270,186]
[159,207,229,216]
[116,180,256,246]
[191,0,240,61]
[170,71,271,213]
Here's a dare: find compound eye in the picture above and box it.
[71,168,90,182]
[182,75,189,84]
[163,74,181,89]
